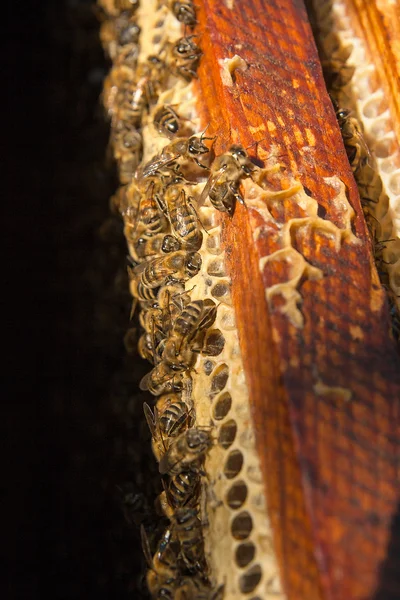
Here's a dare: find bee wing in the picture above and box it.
[142,153,180,178]
[140,524,154,569]
[168,408,190,437]
[143,402,157,437]
[198,164,228,206]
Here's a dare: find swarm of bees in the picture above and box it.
[99,0,263,596]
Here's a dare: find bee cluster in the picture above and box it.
[98,0,262,598]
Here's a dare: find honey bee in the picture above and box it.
[165,470,200,510]
[139,362,186,396]
[159,428,213,475]
[171,508,206,572]
[167,1,197,25]
[141,525,180,598]
[172,299,218,345]
[133,233,181,260]
[166,35,202,81]
[115,13,141,47]
[161,182,202,250]
[335,106,370,172]
[115,56,165,126]
[135,251,202,289]
[127,181,168,241]
[141,130,212,178]
[138,331,155,362]
[161,336,196,372]
[200,145,255,213]
[102,64,136,118]
[128,269,159,304]
[144,400,193,460]
[153,104,182,139]
[111,121,142,183]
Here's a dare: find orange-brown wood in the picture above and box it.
[193,1,400,599]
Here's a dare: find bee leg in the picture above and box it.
[230,184,246,206]
[194,157,209,169]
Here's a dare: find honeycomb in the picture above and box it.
[100,0,285,598]
[308,0,400,317]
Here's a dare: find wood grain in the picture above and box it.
[193,1,400,599]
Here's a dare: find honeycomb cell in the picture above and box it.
[218,419,237,449]
[224,449,244,479]
[210,364,229,397]
[203,329,225,356]
[226,480,248,509]
[212,392,232,420]
[362,94,386,119]
[207,258,226,277]
[211,281,231,304]
[375,137,397,159]
[239,564,262,593]
[235,541,256,567]
[370,117,391,139]
[206,232,222,254]
[231,511,253,540]
[220,308,236,330]
[203,360,215,375]
[389,172,400,195]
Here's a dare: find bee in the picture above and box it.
[115,56,165,126]
[168,0,197,26]
[165,470,200,510]
[166,35,202,81]
[138,331,155,362]
[135,251,202,289]
[199,144,255,213]
[102,64,136,118]
[126,181,168,241]
[141,526,180,598]
[128,268,159,304]
[139,362,186,396]
[161,181,203,251]
[111,122,143,183]
[159,428,213,475]
[141,130,212,179]
[153,104,182,139]
[114,13,141,47]
[335,105,370,172]
[161,337,196,372]
[133,233,181,260]
[172,299,217,345]
[171,508,206,572]
[144,400,193,460]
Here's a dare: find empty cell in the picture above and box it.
[210,364,229,397]
[389,173,400,195]
[226,480,248,510]
[203,329,225,356]
[224,449,244,479]
[211,281,232,304]
[206,232,222,254]
[203,360,215,376]
[212,392,232,420]
[235,541,255,567]
[239,564,262,593]
[207,257,226,276]
[220,308,236,330]
[375,137,396,159]
[218,419,237,449]
[362,95,385,119]
[231,511,253,540]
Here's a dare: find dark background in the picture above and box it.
[3,1,158,598]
